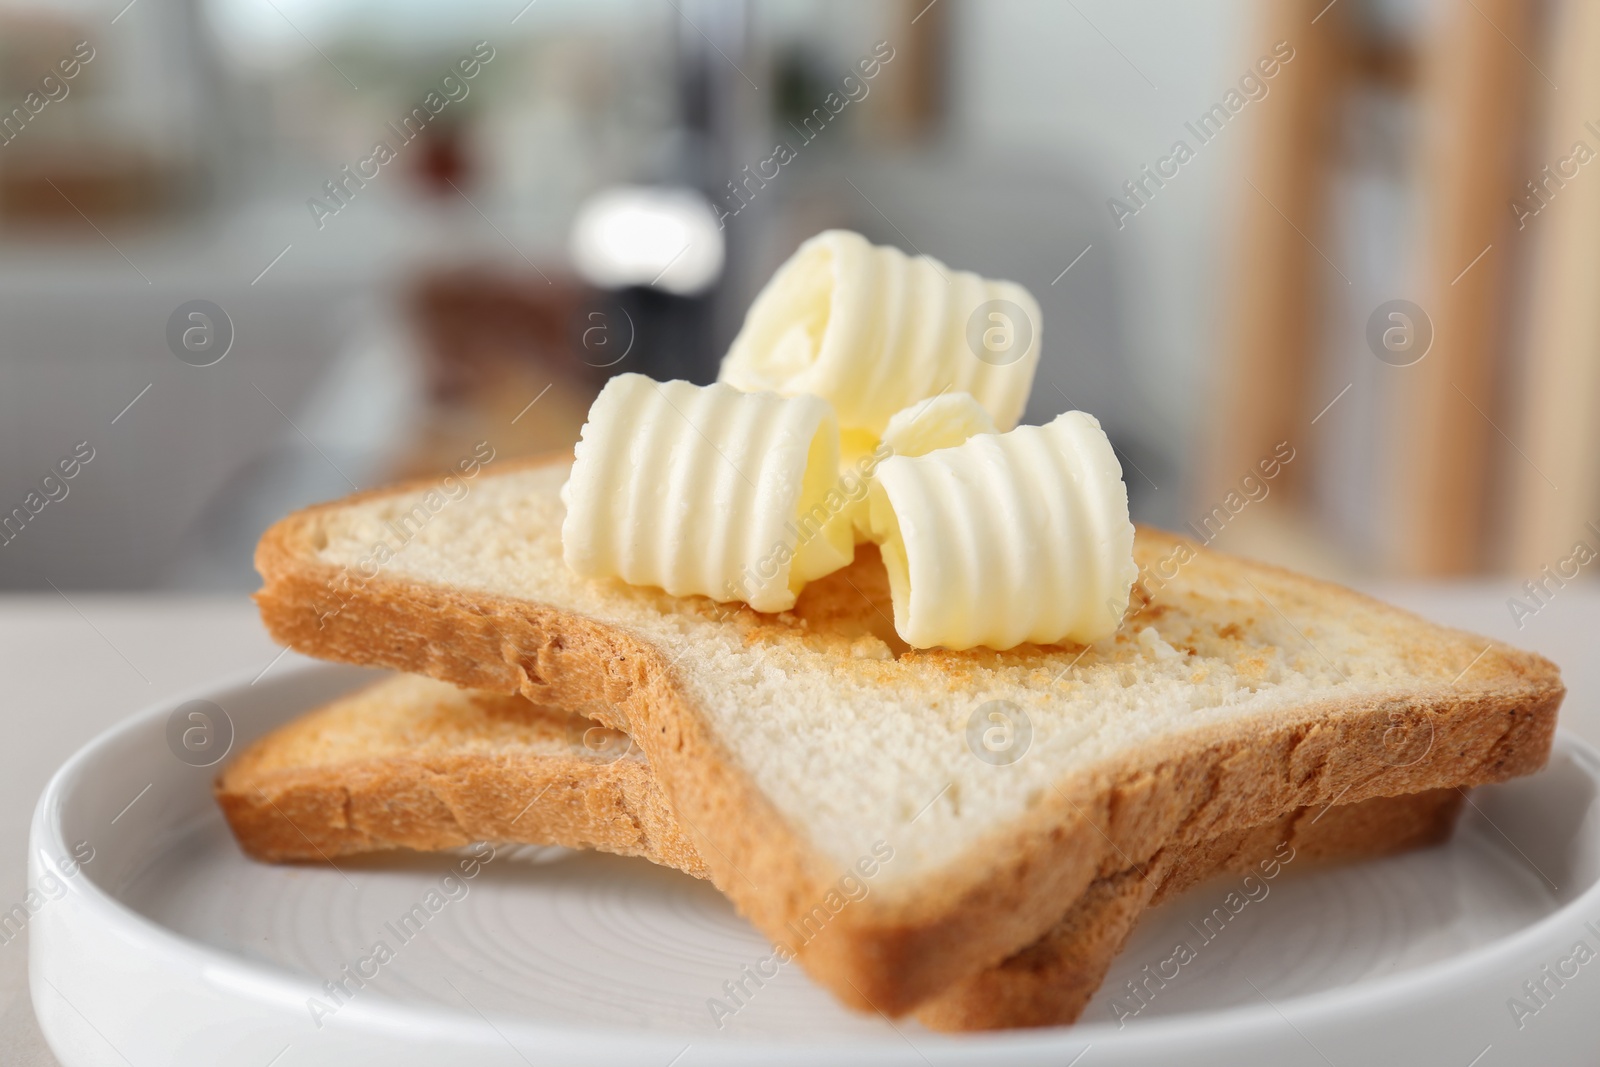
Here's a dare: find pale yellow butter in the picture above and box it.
[841,392,999,541]
[880,392,998,458]
[868,410,1137,651]
[719,230,1043,436]
[561,374,854,612]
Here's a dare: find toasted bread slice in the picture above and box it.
[216,673,706,877]
[216,673,1462,1030]
[913,781,1461,1029]
[254,457,1562,1015]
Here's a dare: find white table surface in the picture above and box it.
[3,586,1597,1064]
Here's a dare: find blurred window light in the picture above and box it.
[569,185,724,296]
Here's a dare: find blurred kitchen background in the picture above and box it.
[0,0,1592,592]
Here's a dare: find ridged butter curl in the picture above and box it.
[880,392,998,459]
[719,230,1043,436]
[868,411,1138,651]
[561,374,854,613]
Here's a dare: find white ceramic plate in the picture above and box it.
[29,662,1600,1065]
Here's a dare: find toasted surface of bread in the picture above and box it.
[217,674,1463,1030]
[254,457,1563,1014]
